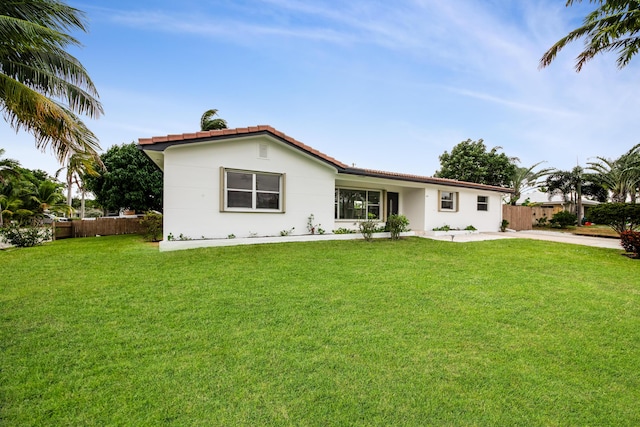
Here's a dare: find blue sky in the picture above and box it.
[2,0,639,179]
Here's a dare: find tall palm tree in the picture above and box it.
[200,109,228,131]
[56,150,100,217]
[508,161,554,205]
[0,1,103,163]
[540,0,640,71]
[546,166,608,222]
[588,143,640,202]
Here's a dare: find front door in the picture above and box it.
[387,192,399,217]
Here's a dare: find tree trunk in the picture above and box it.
[66,172,73,217]
[80,190,86,218]
[576,181,583,226]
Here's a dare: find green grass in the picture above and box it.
[2,235,639,426]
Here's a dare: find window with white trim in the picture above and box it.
[477,195,488,211]
[335,188,381,220]
[224,169,283,212]
[439,191,458,211]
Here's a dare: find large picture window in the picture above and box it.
[335,188,381,220]
[224,169,283,211]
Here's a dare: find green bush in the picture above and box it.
[620,231,640,257]
[551,211,577,228]
[588,203,640,234]
[385,214,410,240]
[0,223,52,247]
[333,228,356,234]
[140,211,163,242]
[358,213,378,242]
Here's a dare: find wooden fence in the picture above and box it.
[502,205,563,230]
[53,217,144,240]
[502,205,532,231]
[531,206,563,226]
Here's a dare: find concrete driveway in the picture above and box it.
[424,229,622,250]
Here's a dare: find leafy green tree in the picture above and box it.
[589,202,640,233]
[0,0,103,163]
[84,143,163,213]
[0,148,20,185]
[508,161,554,205]
[200,109,228,131]
[588,143,640,203]
[435,139,517,187]
[540,0,640,71]
[0,149,20,225]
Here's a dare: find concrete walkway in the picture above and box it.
[423,229,622,250]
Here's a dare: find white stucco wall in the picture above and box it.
[423,186,503,232]
[401,188,426,232]
[162,135,336,240]
[331,175,503,234]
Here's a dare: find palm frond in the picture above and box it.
[540,1,640,71]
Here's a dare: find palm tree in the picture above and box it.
[0,148,20,184]
[540,0,640,71]
[200,109,228,131]
[0,149,20,226]
[0,1,103,163]
[508,161,554,205]
[56,150,100,217]
[30,179,71,217]
[546,166,608,222]
[588,143,640,202]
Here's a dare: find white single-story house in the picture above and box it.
[138,126,512,250]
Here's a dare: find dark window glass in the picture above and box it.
[257,193,279,209]
[256,174,279,192]
[227,172,253,190]
[228,191,252,208]
[477,196,488,211]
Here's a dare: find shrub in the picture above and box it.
[550,211,577,228]
[620,231,640,257]
[588,203,640,234]
[358,213,378,242]
[500,219,509,232]
[535,217,548,227]
[333,228,356,234]
[0,223,52,247]
[140,211,163,242]
[464,225,477,231]
[385,214,410,240]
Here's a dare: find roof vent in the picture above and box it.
[258,143,268,159]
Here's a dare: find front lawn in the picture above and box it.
[1,235,639,425]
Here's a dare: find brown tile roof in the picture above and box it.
[138,125,348,169]
[138,125,512,193]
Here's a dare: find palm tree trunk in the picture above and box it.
[81,190,86,218]
[66,172,73,217]
[576,180,583,226]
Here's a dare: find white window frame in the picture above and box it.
[335,188,382,220]
[222,168,285,212]
[477,195,489,211]
[439,191,458,212]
